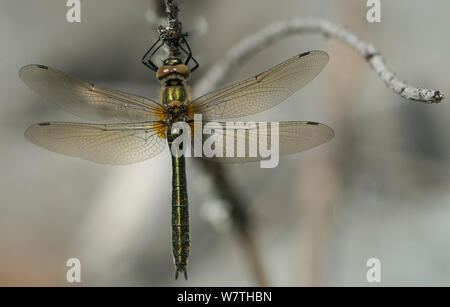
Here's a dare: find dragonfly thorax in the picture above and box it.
[163,100,189,123]
[159,58,191,123]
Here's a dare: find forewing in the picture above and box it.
[20,65,164,123]
[198,121,334,163]
[190,51,328,120]
[25,122,167,165]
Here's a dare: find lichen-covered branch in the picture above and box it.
[194,18,444,104]
[164,0,179,22]
[158,0,183,57]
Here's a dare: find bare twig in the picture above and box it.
[157,0,186,58]
[164,0,179,22]
[193,18,444,104]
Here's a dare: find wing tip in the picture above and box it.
[24,123,43,142]
[299,50,330,64]
[18,65,31,80]
[299,51,312,58]
[24,122,54,141]
[317,122,335,139]
[37,122,51,126]
[304,121,335,140]
[36,65,49,70]
[19,64,50,80]
[20,64,49,70]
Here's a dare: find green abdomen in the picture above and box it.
[167,130,190,280]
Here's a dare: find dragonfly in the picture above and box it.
[20,42,334,279]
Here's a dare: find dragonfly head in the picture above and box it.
[156,58,190,83]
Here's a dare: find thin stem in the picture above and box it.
[158,0,183,57]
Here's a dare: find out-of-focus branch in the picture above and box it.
[199,160,268,286]
[193,18,444,104]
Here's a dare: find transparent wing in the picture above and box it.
[20,65,164,123]
[197,121,334,163]
[25,122,168,165]
[189,51,329,120]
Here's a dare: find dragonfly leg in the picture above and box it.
[142,38,164,72]
[181,36,199,72]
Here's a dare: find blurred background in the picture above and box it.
[0,0,449,286]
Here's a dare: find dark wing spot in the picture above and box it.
[307,121,319,125]
[38,122,51,126]
[37,65,49,70]
[299,51,311,58]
